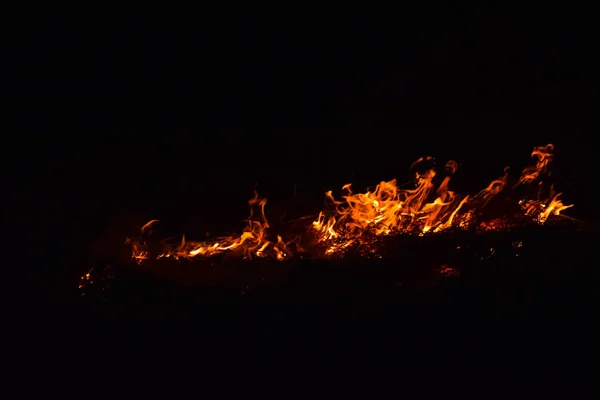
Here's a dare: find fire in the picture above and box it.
[130,144,573,262]
[132,192,302,263]
[313,143,573,255]
[312,158,470,247]
[514,144,573,223]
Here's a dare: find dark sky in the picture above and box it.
[5,15,597,155]
[3,13,598,258]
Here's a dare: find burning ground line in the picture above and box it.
[128,144,574,263]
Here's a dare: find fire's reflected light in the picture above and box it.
[438,264,459,278]
[130,144,573,262]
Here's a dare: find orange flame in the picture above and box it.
[132,192,301,263]
[312,144,573,256]
[514,144,574,223]
[131,144,574,262]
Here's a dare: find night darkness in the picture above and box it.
[5,12,600,384]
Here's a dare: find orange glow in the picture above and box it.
[132,192,304,263]
[130,144,574,262]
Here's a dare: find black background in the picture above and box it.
[6,14,597,247]
[4,11,599,383]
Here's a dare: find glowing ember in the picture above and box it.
[438,264,459,278]
[78,265,113,295]
[129,144,574,262]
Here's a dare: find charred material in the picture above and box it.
[77,222,595,304]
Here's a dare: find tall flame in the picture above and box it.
[311,143,572,255]
[514,144,573,223]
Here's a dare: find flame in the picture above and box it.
[519,185,574,224]
[130,144,574,262]
[514,144,574,223]
[312,159,473,250]
[516,144,554,186]
[132,191,300,263]
[312,144,573,256]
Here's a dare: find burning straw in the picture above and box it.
[128,144,573,263]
